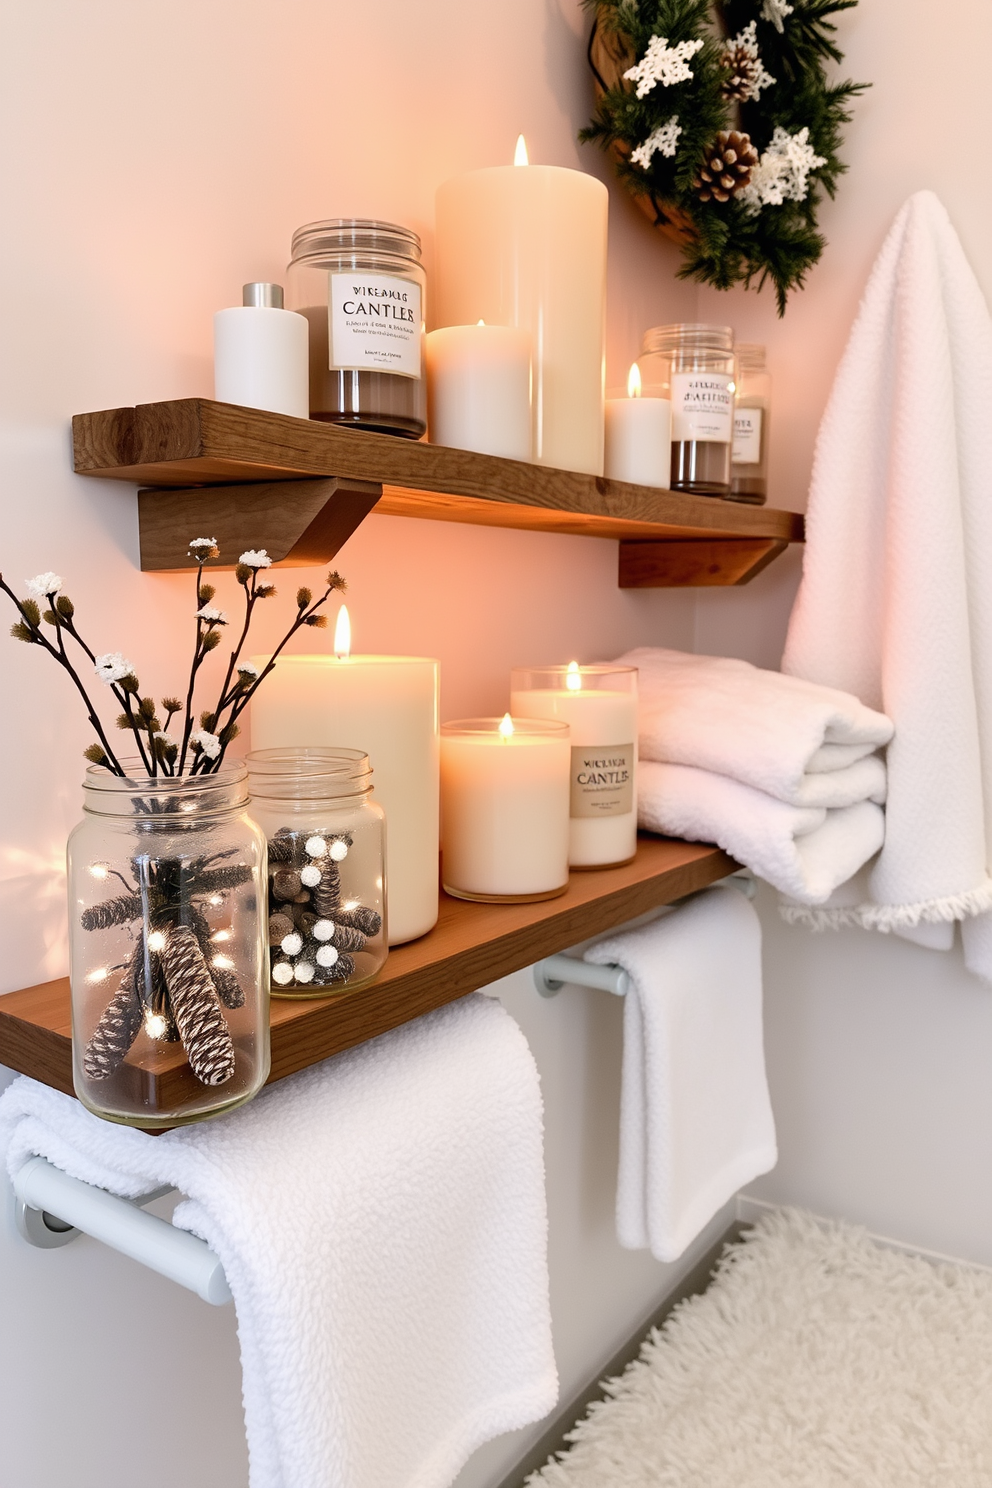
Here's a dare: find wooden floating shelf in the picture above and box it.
[0,835,735,1117]
[72,398,803,587]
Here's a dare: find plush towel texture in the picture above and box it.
[638,760,885,905]
[782,191,992,976]
[584,887,776,1262]
[0,995,557,1488]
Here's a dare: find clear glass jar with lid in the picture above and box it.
[286,219,427,438]
[246,747,386,998]
[730,343,771,504]
[640,323,736,495]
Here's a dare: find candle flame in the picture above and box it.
[498,712,515,738]
[334,604,351,659]
[477,318,486,326]
[627,362,642,399]
[514,134,529,167]
[566,660,582,691]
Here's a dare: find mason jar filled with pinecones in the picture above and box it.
[67,761,270,1127]
[246,747,386,999]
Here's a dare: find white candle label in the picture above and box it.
[328,272,422,378]
[570,744,634,818]
[671,373,734,443]
[733,407,763,464]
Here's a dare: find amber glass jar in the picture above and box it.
[640,323,735,495]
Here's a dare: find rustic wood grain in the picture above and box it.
[618,537,789,588]
[0,837,736,1117]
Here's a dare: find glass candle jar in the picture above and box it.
[440,717,570,902]
[640,324,736,495]
[246,747,386,998]
[730,343,771,504]
[286,218,427,438]
[67,762,269,1128]
[510,664,638,868]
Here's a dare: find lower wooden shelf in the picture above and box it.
[0,835,735,1114]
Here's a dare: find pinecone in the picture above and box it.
[693,131,758,203]
[721,41,761,101]
[159,924,236,1086]
[83,945,145,1080]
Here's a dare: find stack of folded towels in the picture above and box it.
[618,648,895,905]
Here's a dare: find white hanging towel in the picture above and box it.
[585,887,776,1263]
[0,994,557,1488]
[782,190,992,978]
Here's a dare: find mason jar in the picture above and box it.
[730,343,771,504]
[640,324,736,495]
[67,762,269,1128]
[286,218,427,438]
[246,747,386,998]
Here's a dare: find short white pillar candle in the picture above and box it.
[441,715,571,902]
[426,323,532,461]
[604,363,672,487]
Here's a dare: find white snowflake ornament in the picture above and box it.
[631,117,682,169]
[624,35,703,98]
[761,0,794,32]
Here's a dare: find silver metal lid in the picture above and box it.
[242,282,284,308]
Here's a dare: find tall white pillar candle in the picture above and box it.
[250,624,439,945]
[214,282,310,419]
[426,324,532,461]
[435,137,608,476]
[510,663,638,868]
[440,716,570,901]
[604,363,672,487]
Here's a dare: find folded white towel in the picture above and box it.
[618,647,892,805]
[782,191,992,975]
[638,760,886,905]
[585,887,776,1263]
[0,995,557,1488]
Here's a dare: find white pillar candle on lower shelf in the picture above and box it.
[604,363,672,487]
[510,663,638,868]
[440,715,571,902]
[250,609,439,945]
[426,323,532,460]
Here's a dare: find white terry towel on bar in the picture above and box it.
[0,995,557,1488]
[637,760,885,905]
[618,647,892,806]
[782,191,992,976]
[585,886,776,1263]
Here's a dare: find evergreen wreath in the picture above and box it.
[582,0,865,312]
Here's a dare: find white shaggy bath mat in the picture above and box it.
[528,1208,992,1487]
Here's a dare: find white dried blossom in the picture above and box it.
[761,0,794,32]
[238,549,272,569]
[313,919,335,941]
[94,652,134,684]
[305,835,327,858]
[190,728,221,759]
[630,116,682,169]
[624,35,703,98]
[189,536,218,549]
[25,572,63,599]
[195,605,228,625]
[300,864,322,888]
[738,127,827,213]
[722,21,775,101]
[329,839,349,862]
[237,661,259,678]
[153,730,172,742]
[316,945,339,968]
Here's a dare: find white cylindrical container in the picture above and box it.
[440,716,570,902]
[249,634,439,946]
[426,324,532,461]
[214,282,310,419]
[604,363,671,487]
[435,139,608,476]
[510,663,638,868]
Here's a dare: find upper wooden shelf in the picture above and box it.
[0,835,735,1114]
[72,399,803,586]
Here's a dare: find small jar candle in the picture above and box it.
[604,362,672,487]
[730,343,771,505]
[286,219,427,438]
[246,748,386,999]
[510,664,638,869]
[640,323,736,496]
[426,323,532,460]
[440,716,570,902]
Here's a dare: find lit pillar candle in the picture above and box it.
[440,715,571,902]
[250,607,439,946]
[435,135,608,476]
[510,663,638,868]
[604,363,672,487]
[426,322,532,460]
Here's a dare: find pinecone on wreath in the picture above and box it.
[693,131,759,203]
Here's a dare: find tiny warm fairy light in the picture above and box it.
[89,863,109,880]
[86,966,109,983]
[144,1011,169,1040]
[210,928,231,942]
[566,660,582,692]
[147,930,167,952]
[211,953,235,971]
[208,894,224,907]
